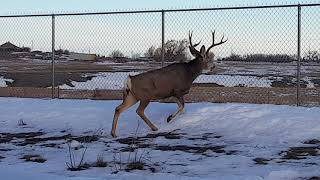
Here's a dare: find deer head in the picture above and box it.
[189,31,227,73]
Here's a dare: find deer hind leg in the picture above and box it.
[111,91,137,138]
[136,100,158,131]
[167,96,185,123]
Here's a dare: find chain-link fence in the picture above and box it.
[0,4,319,106]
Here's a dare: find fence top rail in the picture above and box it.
[0,3,319,18]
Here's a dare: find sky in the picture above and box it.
[0,0,319,58]
[0,0,306,14]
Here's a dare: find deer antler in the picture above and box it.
[189,31,201,56]
[206,30,227,55]
[189,31,201,48]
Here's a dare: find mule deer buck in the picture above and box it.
[111,31,227,137]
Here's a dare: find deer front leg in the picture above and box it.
[136,100,158,131]
[111,92,137,138]
[167,96,185,123]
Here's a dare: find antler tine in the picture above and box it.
[206,30,227,55]
[212,30,215,43]
[188,31,202,57]
[220,34,228,44]
[188,31,193,46]
[189,31,201,48]
[206,30,216,55]
[193,40,201,47]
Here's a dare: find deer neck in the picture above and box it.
[187,58,203,81]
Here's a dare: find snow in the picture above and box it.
[58,69,318,90]
[221,62,320,76]
[70,140,84,149]
[59,72,284,90]
[0,97,320,179]
[194,74,275,87]
[59,72,139,90]
[265,170,300,180]
[0,76,14,87]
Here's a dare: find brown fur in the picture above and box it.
[130,58,203,101]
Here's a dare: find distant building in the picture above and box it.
[0,42,21,52]
[70,52,97,61]
[0,42,31,58]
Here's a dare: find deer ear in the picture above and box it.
[200,45,206,57]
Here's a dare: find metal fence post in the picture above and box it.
[51,14,56,99]
[297,4,301,106]
[161,10,165,67]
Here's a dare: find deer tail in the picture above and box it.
[123,76,132,99]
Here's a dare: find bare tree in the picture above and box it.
[144,46,156,58]
[303,50,320,62]
[131,53,141,59]
[110,50,124,58]
[146,39,189,62]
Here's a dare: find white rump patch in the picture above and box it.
[124,76,132,90]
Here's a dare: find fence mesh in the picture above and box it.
[165,7,298,104]
[54,13,162,99]
[0,16,52,98]
[300,6,320,106]
[0,4,319,106]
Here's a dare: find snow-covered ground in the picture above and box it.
[0,97,320,180]
[58,72,316,90]
[220,62,320,76]
[58,72,277,90]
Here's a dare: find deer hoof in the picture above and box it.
[167,115,173,123]
[111,132,117,138]
[151,127,158,131]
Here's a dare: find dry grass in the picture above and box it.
[94,153,108,168]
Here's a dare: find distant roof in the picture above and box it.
[0,42,20,49]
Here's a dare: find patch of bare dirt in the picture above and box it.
[253,157,270,165]
[0,148,12,152]
[0,132,44,144]
[0,131,99,147]
[21,154,46,163]
[279,139,320,162]
[154,145,225,154]
[115,131,236,156]
[18,134,99,146]
[281,146,320,160]
[116,131,184,145]
[187,133,222,141]
[308,177,320,180]
[304,139,320,145]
